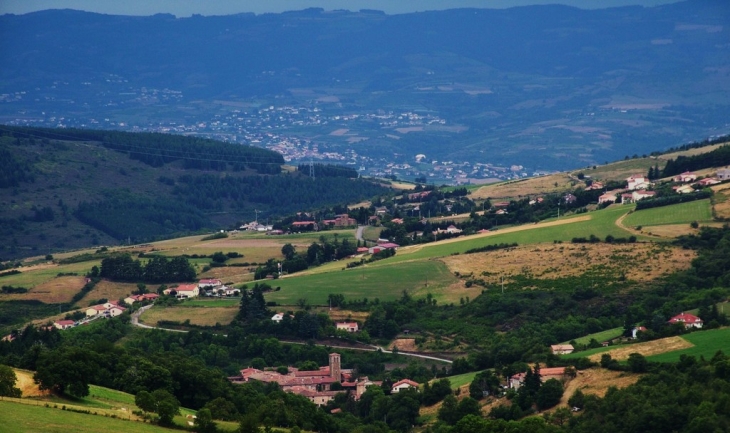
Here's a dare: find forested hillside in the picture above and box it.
[0,126,389,258]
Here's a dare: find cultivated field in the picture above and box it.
[140,305,238,327]
[265,260,458,305]
[622,199,713,228]
[712,183,730,219]
[441,242,694,286]
[0,261,97,290]
[576,336,694,362]
[559,368,641,406]
[647,327,730,363]
[470,173,576,200]
[0,275,86,304]
[561,327,624,346]
[81,280,138,307]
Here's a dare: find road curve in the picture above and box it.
[132,305,453,363]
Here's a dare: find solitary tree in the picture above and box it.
[0,364,22,397]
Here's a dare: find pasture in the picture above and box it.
[264,260,458,305]
[622,199,713,228]
[647,327,730,363]
[561,327,624,346]
[140,305,238,327]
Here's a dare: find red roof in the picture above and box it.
[55,320,75,326]
[176,284,198,292]
[669,313,703,324]
[392,379,419,389]
[198,279,221,285]
[377,243,400,249]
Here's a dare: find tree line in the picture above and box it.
[98,253,196,283]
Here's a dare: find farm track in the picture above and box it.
[131,305,453,363]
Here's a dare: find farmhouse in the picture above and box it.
[510,367,570,389]
[631,190,656,202]
[717,168,730,181]
[198,279,222,289]
[698,177,720,187]
[271,312,285,323]
[672,184,695,194]
[165,284,199,298]
[550,344,574,355]
[335,322,359,333]
[598,193,617,204]
[85,301,126,318]
[124,293,159,305]
[85,304,109,317]
[392,379,420,393]
[673,171,697,183]
[54,320,75,330]
[668,312,703,329]
[626,174,650,191]
[369,242,399,254]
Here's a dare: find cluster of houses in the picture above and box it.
[598,169,728,205]
[228,353,419,406]
[161,279,240,299]
[548,312,704,355]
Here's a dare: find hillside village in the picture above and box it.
[2,135,730,433]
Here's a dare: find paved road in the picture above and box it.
[356,225,365,242]
[132,305,452,363]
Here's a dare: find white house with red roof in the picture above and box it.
[335,322,359,333]
[54,320,75,330]
[550,344,574,355]
[124,293,159,305]
[198,279,222,289]
[392,379,420,393]
[626,174,650,191]
[598,192,617,204]
[164,284,199,298]
[632,190,656,202]
[668,313,703,329]
[673,171,697,183]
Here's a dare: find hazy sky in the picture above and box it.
[0,0,683,17]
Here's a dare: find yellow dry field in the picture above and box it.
[140,306,238,327]
[658,142,729,160]
[559,368,641,406]
[348,200,372,210]
[587,336,693,362]
[13,368,48,397]
[1,276,86,304]
[470,174,575,200]
[324,309,370,322]
[440,243,695,286]
[389,339,418,351]
[197,266,256,283]
[639,223,725,238]
[712,184,730,219]
[82,280,137,306]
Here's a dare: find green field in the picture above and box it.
[647,327,730,363]
[561,327,624,346]
[622,199,713,227]
[265,260,458,305]
[0,261,97,288]
[441,371,479,389]
[184,298,240,307]
[0,400,174,433]
[387,205,639,264]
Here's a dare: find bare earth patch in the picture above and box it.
[559,368,641,406]
[389,339,417,351]
[470,174,575,200]
[712,184,730,219]
[13,368,48,397]
[324,309,370,322]
[587,336,693,362]
[440,243,694,286]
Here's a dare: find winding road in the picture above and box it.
[131,305,452,363]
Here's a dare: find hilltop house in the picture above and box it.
[124,293,159,305]
[631,190,656,202]
[598,193,617,204]
[85,301,126,318]
[510,367,570,389]
[198,279,222,290]
[717,168,730,181]
[54,320,75,330]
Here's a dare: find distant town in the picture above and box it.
[0,79,549,185]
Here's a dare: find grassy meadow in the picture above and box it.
[561,327,624,345]
[266,260,458,305]
[647,327,730,363]
[622,199,713,227]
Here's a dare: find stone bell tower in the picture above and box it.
[329,352,341,381]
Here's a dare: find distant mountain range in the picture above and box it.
[1,1,729,172]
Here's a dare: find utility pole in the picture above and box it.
[254,209,260,224]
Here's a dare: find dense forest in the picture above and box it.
[0,125,284,173]
[661,143,730,177]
